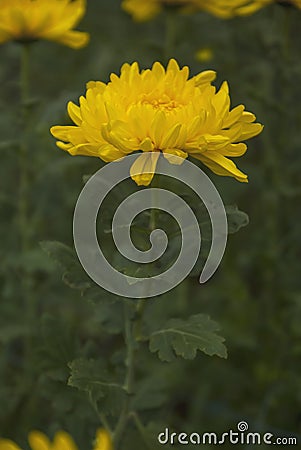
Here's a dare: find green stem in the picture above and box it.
[149,177,158,231]
[18,43,36,369]
[113,302,136,449]
[124,303,135,395]
[88,391,112,433]
[164,10,177,61]
[19,43,31,254]
[133,299,147,341]
[281,3,293,63]
[130,412,154,450]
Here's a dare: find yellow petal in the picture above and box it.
[240,123,264,140]
[193,70,216,86]
[68,102,82,126]
[52,431,78,450]
[130,152,160,186]
[93,429,113,450]
[166,58,180,74]
[236,2,269,16]
[163,149,188,164]
[196,152,248,183]
[223,105,244,128]
[221,143,247,157]
[0,439,22,450]
[140,137,154,152]
[28,431,50,450]
[161,123,182,148]
[53,30,89,49]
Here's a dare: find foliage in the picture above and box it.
[149,314,227,361]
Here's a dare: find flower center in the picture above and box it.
[141,93,182,112]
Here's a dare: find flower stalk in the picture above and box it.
[18,43,36,372]
[19,43,31,254]
[164,10,177,61]
[113,302,136,449]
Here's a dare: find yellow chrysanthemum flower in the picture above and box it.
[0,429,113,450]
[120,0,254,20]
[51,59,263,186]
[0,0,89,48]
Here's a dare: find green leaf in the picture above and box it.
[131,374,168,411]
[35,314,77,382]
[40,240,91,291]
[226,205,249,234]
[149,314,227,362]
[68,358,126,415]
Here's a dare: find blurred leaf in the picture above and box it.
[149,314,227,362]
[40,240,91,291]
[35,314,78,382]
[68,358,126,415]
[0,324,30,344]
[84,287,126,334]
[226,205,249,234]
[131,374,168,411]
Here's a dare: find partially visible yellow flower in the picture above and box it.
[122,0,163,21]
[51,59,263,186]
[121,0,256,21]
[0,429,113,450]
[195,47,214,63]
[0,0,89,48]
[121,0,301,21]
[233,0,301,15]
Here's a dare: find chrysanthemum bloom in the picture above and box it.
[0,0,89,48]
[121,0,272,21]
[0,429,113,450]
[51,59,263,186]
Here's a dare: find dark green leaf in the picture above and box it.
[40,240,91,291]
[149,314,227,362]
[68,358,126,415]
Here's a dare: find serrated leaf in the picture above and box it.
[149,314,227,362]
[68,358,126,415]
[40,240,91,291]
[226,205,249,234]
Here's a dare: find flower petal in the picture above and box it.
[0,439,22,450]
[28,431,50,450]
[130,152,160,186]
[93,429,113,450]
[53,30,89,49]
[196,152,248,182]
[52,431,78,450]
[163,149,188,165]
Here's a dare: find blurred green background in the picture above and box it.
[0,1,301,449]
